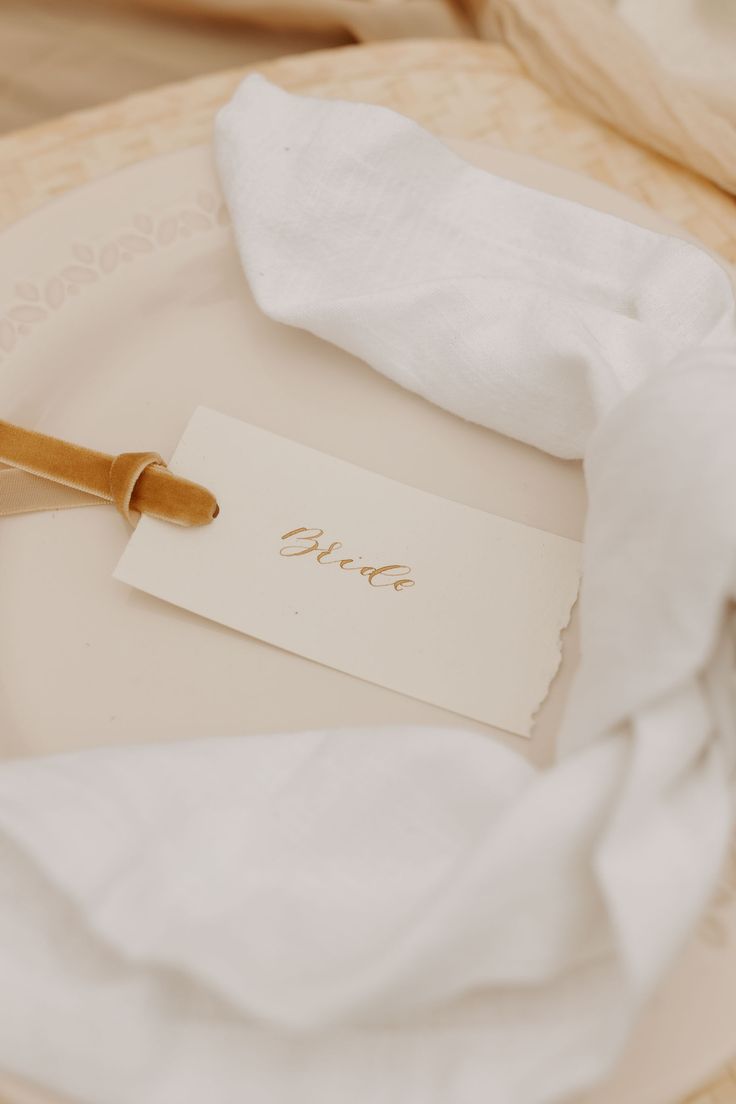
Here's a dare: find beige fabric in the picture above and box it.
[123,0,471,38]
[2,2,734,191]
[220,0,466,37]
[616,0,736,124]
[121,0,736,194]
[0,0,347,133]
[468,0,736,197]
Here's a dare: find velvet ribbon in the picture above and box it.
[0,420,218,527]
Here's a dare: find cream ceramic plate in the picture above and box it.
[0,140,734,1104]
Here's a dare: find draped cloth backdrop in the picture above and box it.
[123,0,736,194]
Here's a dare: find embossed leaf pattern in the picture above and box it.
[100,243,119,273]
[0,190,228,360]
[44,277,66,309]
[62,265,98,285]
[118,233,153,254]
[180,210,210,233]
[157,216,178,246]
[9,304,47,323]
[73,243,95,264]
[0,319,16,352]
[15,281,40,302]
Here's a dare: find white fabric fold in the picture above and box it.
[1,76,736,1104]
[215,78,735,461]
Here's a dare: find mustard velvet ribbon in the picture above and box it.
[0,420,218,526]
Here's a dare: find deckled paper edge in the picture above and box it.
[526,581,580,738]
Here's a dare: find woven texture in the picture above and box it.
[0,39,735,262]
[0,36,734,1104]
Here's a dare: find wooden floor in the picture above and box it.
[0,0,347,133]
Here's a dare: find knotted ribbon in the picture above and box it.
[0,419,218,525]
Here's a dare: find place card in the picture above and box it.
[114,408,581,736]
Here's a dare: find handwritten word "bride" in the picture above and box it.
[279,528,415,592]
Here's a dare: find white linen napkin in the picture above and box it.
[1,76,735,1104]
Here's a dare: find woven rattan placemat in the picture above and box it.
[0,37,734,1104]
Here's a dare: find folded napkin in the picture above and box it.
[1,77,735,1104]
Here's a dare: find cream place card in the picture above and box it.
[114,408,581,736]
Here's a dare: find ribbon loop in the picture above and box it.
[0,419,218,527]
[110,451,166,525]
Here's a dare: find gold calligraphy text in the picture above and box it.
[279,528,415,592]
